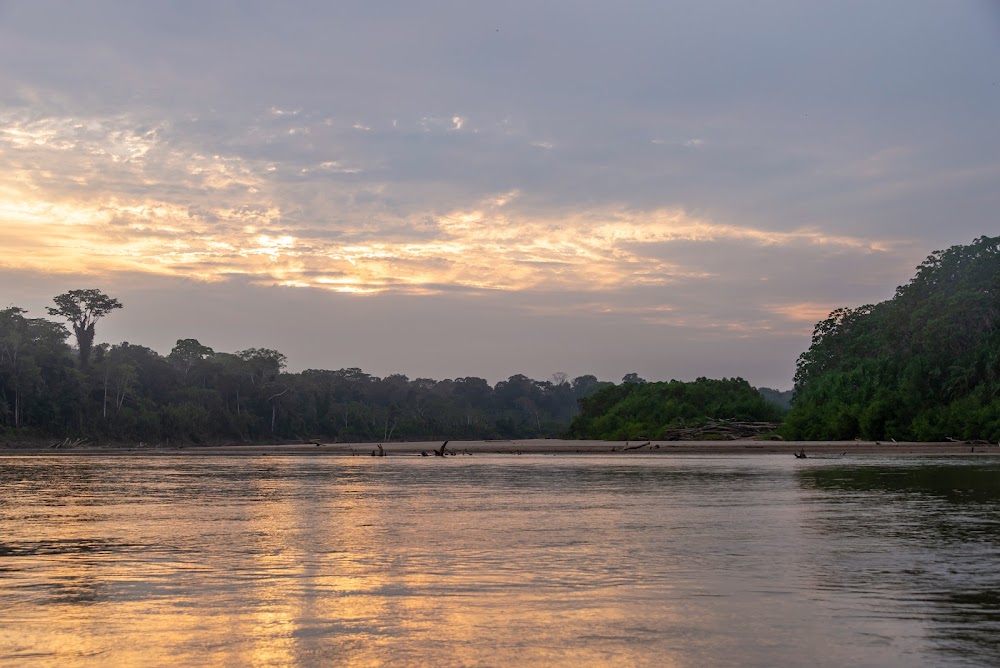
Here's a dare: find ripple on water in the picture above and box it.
[2,454,1000,667]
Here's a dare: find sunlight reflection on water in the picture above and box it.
[2,454,999,667]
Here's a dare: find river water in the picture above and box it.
[2,454,999,667]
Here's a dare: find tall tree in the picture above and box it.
[47,289,123,368]
[169,338,215,379]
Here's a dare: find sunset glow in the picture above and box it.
[1,1,995,387]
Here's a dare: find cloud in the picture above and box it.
[1,1,997,389]
[765,302,840,326]
[0,103,929,320]
[0,114,900,298]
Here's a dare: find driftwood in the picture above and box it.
[948,437,994,445]
[657,420,781,441]
[622,441,651,451]
[51,437,90,449]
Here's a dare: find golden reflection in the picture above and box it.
[220,460,692,667]
[1,457,791,667]
[7,455,993,667]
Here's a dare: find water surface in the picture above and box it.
[2,454,999,667]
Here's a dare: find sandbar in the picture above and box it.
[2,439,997,457]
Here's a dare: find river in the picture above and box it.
[2,454,999,666]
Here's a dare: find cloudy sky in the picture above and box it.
[1,1,998,388]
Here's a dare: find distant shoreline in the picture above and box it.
[2,439,998,457]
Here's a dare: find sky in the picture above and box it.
[1,1,998,389]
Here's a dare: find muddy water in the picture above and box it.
[2,454,999,667]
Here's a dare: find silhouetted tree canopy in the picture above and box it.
[0,298,586,442]
[46,289,122,368]
[9,236,996,446]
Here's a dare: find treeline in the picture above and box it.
[566,377,784,440]
[785,235,1000,441]
[0,295,611,443]
[12,236,995,446]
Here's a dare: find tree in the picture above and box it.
[567,377,783,440]
[785,236,1000,441]
[0,307,73,428]
[47,289,123,368]
[571,374,605,399]
[236,348,288,434]
[169,339,215,379]
[236,348,287,385]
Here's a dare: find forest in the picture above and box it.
[565,377,785,440]
[784,235,1000,441]
[0,290,612,443]
[3,236,997,444]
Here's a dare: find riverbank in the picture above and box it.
[2,438,998,456]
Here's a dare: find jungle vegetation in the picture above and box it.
[565,377,784,440]
[4,235,997,444]
[0,290,606,443]
[784,235,1000,441]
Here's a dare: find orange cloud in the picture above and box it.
[765,302,839,323]
[0,109,895,298]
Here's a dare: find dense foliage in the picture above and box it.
[0,300,608,443]
[565,377,784,440]
[785,236,1000,441]
[14,234,996,446]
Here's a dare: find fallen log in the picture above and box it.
[659,420,781,441]
[622,441,651,451]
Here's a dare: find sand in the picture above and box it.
[3,438,998,457]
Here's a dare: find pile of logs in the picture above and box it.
[658,420,781,441]
[50,437,90,449]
